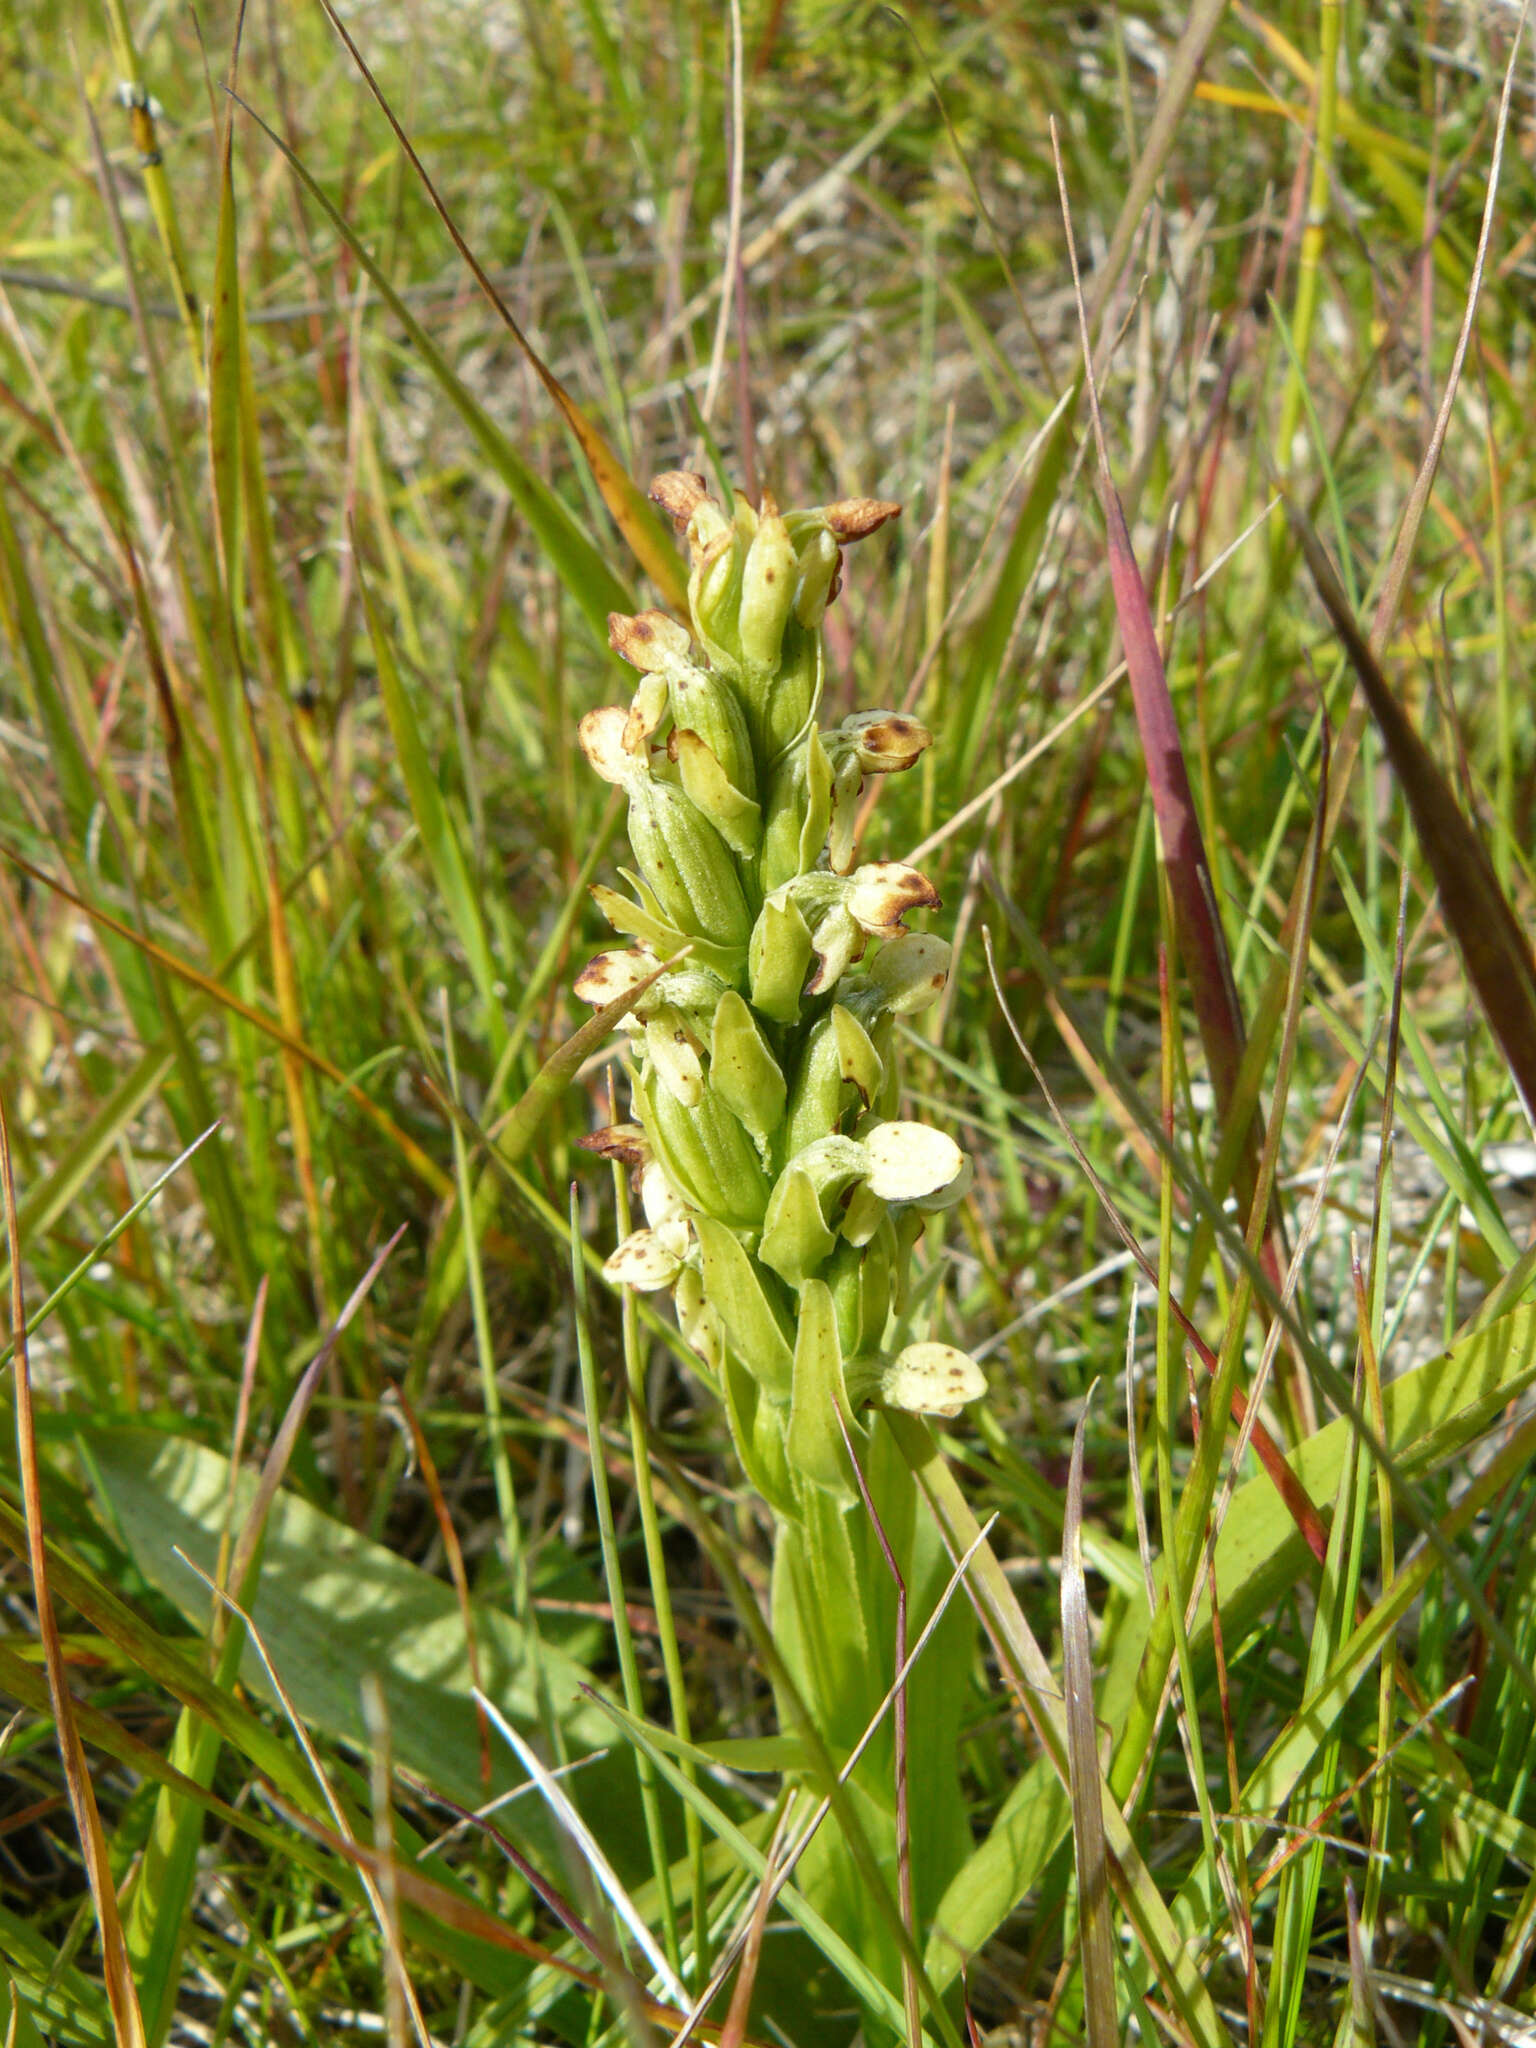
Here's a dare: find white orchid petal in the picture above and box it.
[879,1342,985,1417]
[641,1160,688,1231]
[864,1121,966,1202]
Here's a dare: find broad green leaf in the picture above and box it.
[86,1430,612,1811]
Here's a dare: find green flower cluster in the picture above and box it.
[578,473,982,1512]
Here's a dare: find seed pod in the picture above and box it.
[709,990,787,1147]
[749,894,814,1024]
[825,1217,893,1361]
[826,753,864,874]
[792,526,840,630]
[783,1003,883,1159]
[722,1346,795,1514]
[640,1071,769,1231]
[688,497,751,676]
[625,774,751,954]
[760,616,821,760]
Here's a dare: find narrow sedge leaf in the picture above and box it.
[356,559,504,1033]
[1292,508,1536,1128]
[496,950,680,1168]
[1062,1395,1119,2048]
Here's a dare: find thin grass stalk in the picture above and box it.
[97,0,202,376]
[567,1183,683,1977]
[1271,0,1343,482]
[609,1151,709,1988]
[2,1094,149,2046]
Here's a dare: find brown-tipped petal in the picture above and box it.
[819,497,902,542]
[602,1227,684,1293]
[845,861,941,935]
[576,1122,649,1165]
[806,905,867,994]
[609,609,691,672]
[845,710,932,774]
[649,470,712,524]
[574,949,655,1007]
[623,673,669,754]
[578,705,639,785]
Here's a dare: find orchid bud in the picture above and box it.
[643,1004,707,1106]
[673,1264,725,1377]
[792,526,840,630]
[738,495,799,677]
[602,1218,689,1292]
[863,1120,967,1204]
[868,931,951,1015]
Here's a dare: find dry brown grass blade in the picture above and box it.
[717,1809,790,2048]
[1062,1391,1118,2047]
[394,1386,492,1791]
[312,0,688,614]
[1,1092,148,2048]
[1289,505,1536,1129]
[268,1799,748,2040]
